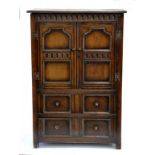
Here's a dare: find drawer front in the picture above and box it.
[82,119,115,137]
[43,94,72,113]
[83,94,116,114]
[39,118,71,137]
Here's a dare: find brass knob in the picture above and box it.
[54,125,60,130]
[55,101,60,107]
[94,102,99,107]
[93,125,99,131]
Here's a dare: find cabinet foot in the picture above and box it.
[116,143,121,149]
[33,142,39,148]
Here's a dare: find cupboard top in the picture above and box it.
[27,9,127,14]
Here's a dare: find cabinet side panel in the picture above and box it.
[30,13,39,148]
[115,14,124,149]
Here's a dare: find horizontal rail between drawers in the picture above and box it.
[37,113,117,118]
[37,89,117,94]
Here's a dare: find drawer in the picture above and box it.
[82,119,115,137]
[83,94,115,113]
[43,94,71,113]
[39,118,71,137]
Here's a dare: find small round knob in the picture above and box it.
[55,101,60,107]
[54,125,60,130]
[94,102,99,107]
[93,125,99,131]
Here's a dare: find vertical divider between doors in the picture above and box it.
[72,22,76,89]
[72,22,77,137]
[76,22,79,89]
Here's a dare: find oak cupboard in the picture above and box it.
[27,9,126,149]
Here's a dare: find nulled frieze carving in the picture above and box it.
[84,52,111,59]
[35,14,119,22]
[43,52,71,60]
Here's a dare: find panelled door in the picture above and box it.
[77,22,115,89]
[39,22,76,89]
[39,22,115,90]
[39,22,115,89]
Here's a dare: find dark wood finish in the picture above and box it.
[43,95,71,113]
[28,9,126,149]
[39,118,71,137]
[83,94,115,113]
[78,22,115,89]
[83,119,115,137]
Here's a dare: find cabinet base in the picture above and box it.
[34,139,120,149]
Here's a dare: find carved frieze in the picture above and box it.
[43,52,71,60]
[84,52,111,60]
[35,14,119,22]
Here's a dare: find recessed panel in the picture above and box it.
[44,95,70,112]
[45,62,70,82]
[44,29,70,49]
[44,119,70,136]
[84,96,109,113]
[83,119,110,137]
[84,29,111,50]
[84,61,110,82]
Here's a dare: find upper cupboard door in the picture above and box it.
[39,23,76,88]
[78,22,115,88]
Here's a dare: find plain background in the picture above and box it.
[0,0,155,155]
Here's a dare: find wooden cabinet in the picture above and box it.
[27,9,126,149]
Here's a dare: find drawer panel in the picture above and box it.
[82,118,115,137]
[43,94,71,113]
[39,118,71,137]
[82,94,116,114]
